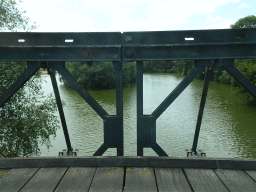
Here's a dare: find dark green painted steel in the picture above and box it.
[138,116,156,147]
[113,61,124,156]
[0,32,121,46]
[151,65,205,119]
[0,32,121,61]
[0,29,256,61]
[122,44,256,61]
[136,61,144,156]
[49,61,124,156]
[0,47,121,61]
[93,62,124,156]
[0,61,39,108]
[103,116,123,151]
[51,62,109,119]
[221,59,256,98]
[113,61,123,117]
[48,69,73,154]
[192,61,214,153]
[122,29,256,45]
[122,28,256,61]
[137,62,206,156]
[93,144,108,156]
[0,29,256,157]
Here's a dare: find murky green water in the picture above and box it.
[39,73,256,158]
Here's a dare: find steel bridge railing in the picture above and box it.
[0,29,256,156]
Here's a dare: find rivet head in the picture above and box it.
[125,36,132,43]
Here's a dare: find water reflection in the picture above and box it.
[38,73,256,158]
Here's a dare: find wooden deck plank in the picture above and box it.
[215,169,256,192]
[184,168,228,192]
[155,168,192,192]
[20,167,67,192]
[0,169,11,178]
[125,167,157,192]
[2,165,256,191]
[55,167,96,192]
[89,167,124,192]
[0,168,38,192]
[245,170,256,181]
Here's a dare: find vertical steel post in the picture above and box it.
[137,61,144,156]
[113,61,124,156]
[192,66,212,153]
[48,68,72,154]
[113,61,123,117]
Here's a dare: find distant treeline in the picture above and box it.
[63,59,255,106]
[143,59,256,106]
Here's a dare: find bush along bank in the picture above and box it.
[62,61,136,90]
[143,59,256,107]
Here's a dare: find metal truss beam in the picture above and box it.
[221,59,256,98]
[1,28,256,157]
[0,28,256,61]
[48,68,73,154]
[0,61,39,108]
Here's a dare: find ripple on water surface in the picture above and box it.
[38,74,256,158]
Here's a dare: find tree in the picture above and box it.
[142,60,195,74]
[231,15,256,106]
[0,0,36,31]
[0,0,59,157]
[231,15,256,29]
[64,61,136,90]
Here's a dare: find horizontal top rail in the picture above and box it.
[122,28,256,46]
[0,28,255,61]
[0,32,121,47]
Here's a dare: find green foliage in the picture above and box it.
[170,60,186,74]
[0,0,58,157]
[123,62,136,87]
[0,62,59,157]
[231,15,256,29]
[235,59,256,106]
[213,67,223,82]
[230,15,256,106]
[64,61,136,90]
[143,61,159,73]
[143,60,194,75]
[0,0,36,31]
[218,70,232,84]
[142,15,256,107]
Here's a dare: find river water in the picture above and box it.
[39,73,256,158]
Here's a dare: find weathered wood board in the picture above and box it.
[0,168,38,192]
[184,168,228,192]
[55,167,96,192]
[2,165,256,191]
[125,167,157,192]
[20,167,67,191]
[0,168,11,178]
[89,167,124,192]
[215,169,256,192]
[246,170,256,181]
[155,168,192,192]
